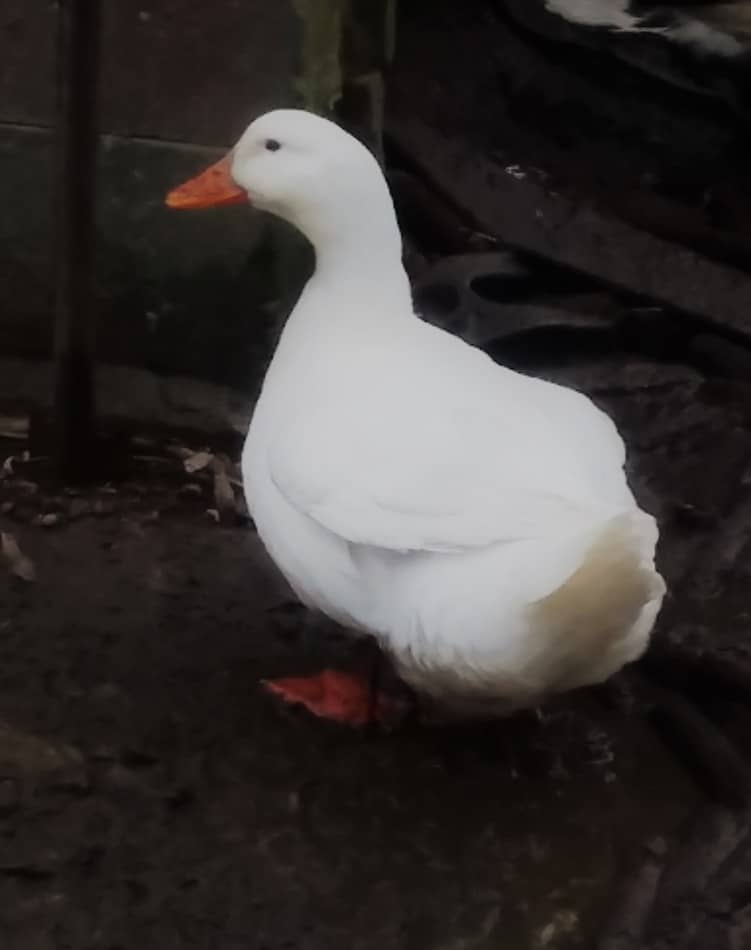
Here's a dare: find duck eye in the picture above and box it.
[265,139,281,152]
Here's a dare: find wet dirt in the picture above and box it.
[3,344,750,949]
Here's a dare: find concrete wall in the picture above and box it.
[0,0,310,393]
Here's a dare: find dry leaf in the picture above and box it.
[213,468,236,518]
[1,532,36,582]
[209,455,237,522]
[166,444,196,461]
[184,451,214,474]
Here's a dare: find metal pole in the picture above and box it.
[53,0,100,480]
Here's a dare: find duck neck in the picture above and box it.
[294,187,414,318]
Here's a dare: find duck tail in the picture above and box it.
[529,511,666,692]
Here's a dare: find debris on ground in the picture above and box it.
[0,415,28,441]
[0,530,35,582]
[0,435,248,530]
[183,450,214,474]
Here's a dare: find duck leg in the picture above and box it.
[262,636,414,728]
[262,668,393,727]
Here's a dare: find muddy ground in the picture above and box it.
[3,2,751,946]
[2,337,751,949]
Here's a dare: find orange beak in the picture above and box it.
[165,153,248,210]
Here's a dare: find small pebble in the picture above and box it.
[33,513,61,528]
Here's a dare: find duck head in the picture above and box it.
[165,109,400,264]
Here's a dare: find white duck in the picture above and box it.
[166,110,665,726]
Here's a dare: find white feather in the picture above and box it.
[230,110,665,713]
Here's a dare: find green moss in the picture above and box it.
[384,0,397,64]
[292,0,398,117]
[292,0,346,114]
